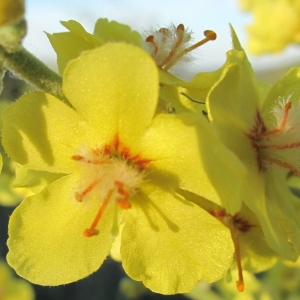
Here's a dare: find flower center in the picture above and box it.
[72,135,151,237]
[144,23,216,70]
[246,97,300,174]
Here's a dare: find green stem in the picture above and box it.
[0,45,68,103]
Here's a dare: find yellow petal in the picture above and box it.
[63,43,159,149]
[121,182,234,294]
[140,113,221,204]
[2,92,89,173]
[7,175,114,285]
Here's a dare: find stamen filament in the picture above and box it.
[145,35,158,56]
[261,155,300,175]
[159,24,185,68]
[84,189,114,237]
[229,221,244,292]
[110,204,120,237]
[75,180,99,202]
[235,239,244,292]
[182,30,217,54]
[259,142,300,150]
[259,102,292,137]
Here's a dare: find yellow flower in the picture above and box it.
[2,43,234,294]
[240,0,300,54]
[0,260,34,300]
[197,26,300,260]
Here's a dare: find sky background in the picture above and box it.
[24,0,300,78]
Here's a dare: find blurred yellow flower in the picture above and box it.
[0,260,34,300]
[240,0,300,54]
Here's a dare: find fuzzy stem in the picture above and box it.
[0,45,69,103]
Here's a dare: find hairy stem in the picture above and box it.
[0,45,69,103]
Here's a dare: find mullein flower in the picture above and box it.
[2,43,234,294]
[239,0,300,54]
[197,26,300,261]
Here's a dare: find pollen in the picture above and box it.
[72,136,150,237]
[246,95,300,175]
[143,23,217,70]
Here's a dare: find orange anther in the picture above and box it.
[204,30,217,40]
[236,281,244,292]
[146,35,155,43]
[83,228,99,237]
[72,155,84,161]
[176,23,185,32]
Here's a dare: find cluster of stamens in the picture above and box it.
[246,98,300,175]
[144,23,216,70]
[211,210,254,292]
[72,136,151,237]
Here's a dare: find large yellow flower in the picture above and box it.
[2,43,233,294]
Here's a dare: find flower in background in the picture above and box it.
[240,0,300,54]
[197,26,300,261]
[3,43,234,294]
[0,259,34,300]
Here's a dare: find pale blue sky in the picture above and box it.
[24,0,300,77]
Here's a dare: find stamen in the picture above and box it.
[259,102,292,137]
[234,237,244,292]
[145,35,158,56]
[114,181,131,209]
[84,189,114,237]
[164,29,217,70]
[75,180,99,202]
[260,155,300,175]
[159,25,185,68]
[182,30,217,54]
